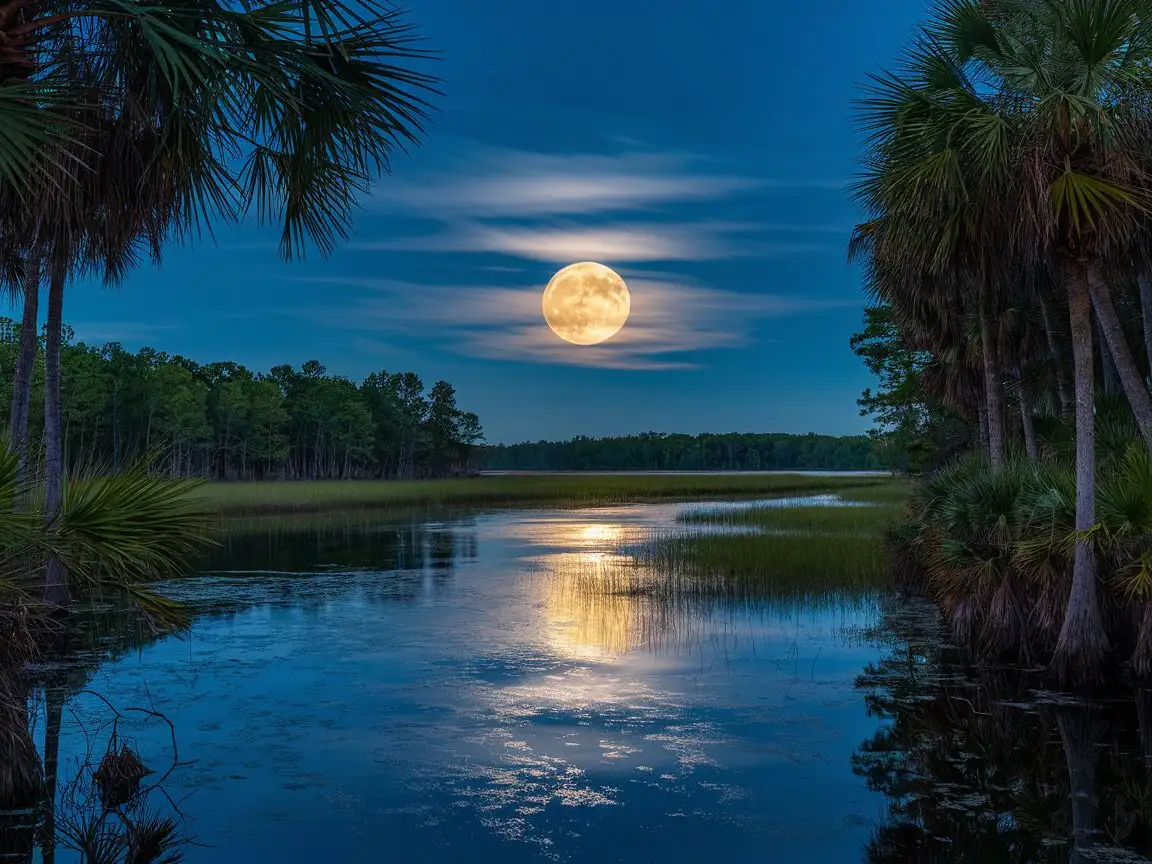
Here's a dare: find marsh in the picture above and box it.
[23,493,1152,863]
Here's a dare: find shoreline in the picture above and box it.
[201,473,903,518]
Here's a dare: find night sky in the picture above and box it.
[50,0,927,444]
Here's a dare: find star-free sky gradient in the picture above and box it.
[52,0,928,444]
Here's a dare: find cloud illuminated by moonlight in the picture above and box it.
[370,144,774,217]
[275,142,856,369]
[289,275,854,371]
[356,142,846,264]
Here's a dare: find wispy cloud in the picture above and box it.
[373,145,772,218]
[361,142,844,264]
[349,221,825,264]
[289,275,852,371]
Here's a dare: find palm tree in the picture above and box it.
[1141,274,1152,380]
[850,43,1020,471]
[943,0,1152,685]
[853,0,1152,685]
[7,263,38,482]
[0,0,440,606]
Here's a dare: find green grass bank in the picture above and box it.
[201,473,897,517]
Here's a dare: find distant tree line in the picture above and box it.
[482,432,886,472]
[0,320,485,480]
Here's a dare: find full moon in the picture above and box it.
[542,262,630,346]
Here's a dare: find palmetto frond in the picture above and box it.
[0,0,440,275]
[60,466,215,576]
[0,446,216,625]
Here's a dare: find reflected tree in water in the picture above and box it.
[208,514,479,580]
[854,594,1152,862]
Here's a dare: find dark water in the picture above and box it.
[20,499,1152,863]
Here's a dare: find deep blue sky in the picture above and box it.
[51,0,928,445]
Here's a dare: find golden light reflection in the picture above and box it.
[578,524,622,545]
[542,551,648,661]
[494,513,691,663]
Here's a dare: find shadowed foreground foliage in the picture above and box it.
[0,445,216,818]
[889,447,1152,677]
[850,0,1152,686]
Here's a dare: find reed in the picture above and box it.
[202,473,894,517]
[625,493,906,603]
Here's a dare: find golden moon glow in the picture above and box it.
[542,262,630,345]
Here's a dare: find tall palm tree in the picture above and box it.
[851,46,1019,474]
[854,0,1152,685]
[0,0,440,606]
[945,0,1152,685]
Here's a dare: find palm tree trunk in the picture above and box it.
[978,298,1005,470]
[1040,292,1073,416]
[1098,317,1119,395]
[1088,268,1152,454]
[1140,273,1152,387]
[0,671,41,811]
[42,261,68,609]
[41,686,63,864]
[1019,382,1038,460]
[1056,706,1099,863]
[1052,261,1108,687]
[9,261,39,485]
[1139,689,1152,773]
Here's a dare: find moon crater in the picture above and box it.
[542,262,630,346]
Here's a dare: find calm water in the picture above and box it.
[20,498,1152,863]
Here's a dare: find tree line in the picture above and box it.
[483,432,886,472]
[0,320,485,481]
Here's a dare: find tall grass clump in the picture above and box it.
[892,447,1152,674]
[632,495,906,606]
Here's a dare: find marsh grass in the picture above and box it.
[202,473,894,517]
[540,546,881,662]
[628,493,908,603]
[679,500,902,537]
[634,532,892,599]
[837,480,914,505]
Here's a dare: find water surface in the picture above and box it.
[44,497,889,863]
[33,496,1152,863]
